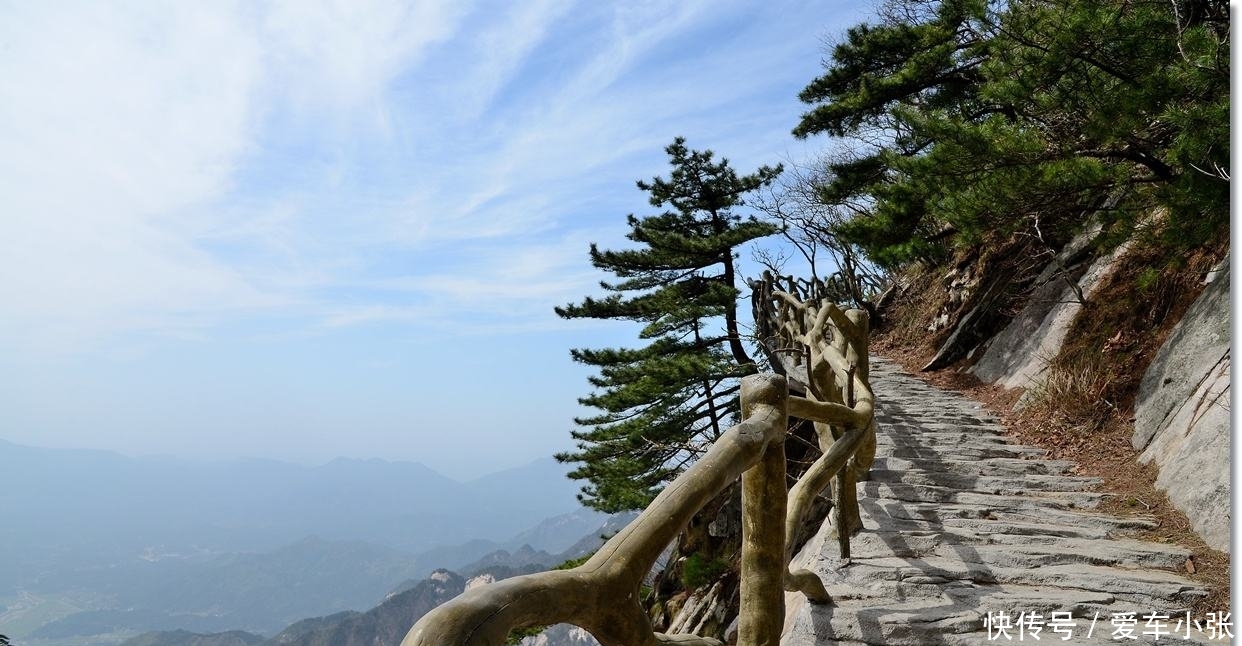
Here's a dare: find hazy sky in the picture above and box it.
[1,0,870,479]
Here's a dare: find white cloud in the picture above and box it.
[261,0,470,121]
[316,230,611,333]
[0,1,478,351]
[0,2,267,350]
[441,0,579,121]
[0,0,835,353]
[373,1,804,251]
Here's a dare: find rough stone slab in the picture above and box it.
[786,579,1223,645]
[870,456,1078,477]
[878,445,1048,460]
[862,499,1160,534]
[841,531,1189,570]
[858,516,1119,541]
[969,231,1129,391]
[866,468,1102,494]
[858,481,1104,510]
[1134,256,1230,449]
[1133,255,1230,551]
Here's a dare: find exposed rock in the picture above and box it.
[970,235,1127,392]
[263,570,465,646]
[1132,256,1231,552]
[921,275,1008,372]
[517,623,600,646]
[646,483,743,642]
[666,580,735,637]
[465,573,496,590]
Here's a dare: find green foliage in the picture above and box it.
[795,0,1229,267]
[505,625,544,645]
[553,553,593,570]
[1136,266,1163,292]
[680,553,731,588]
[557,138,781,512]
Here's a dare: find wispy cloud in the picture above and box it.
[0,1,472,351]
[0,3,268,350]
[1,0,847,353]
[0,0,875,473]
[260,0,472,127]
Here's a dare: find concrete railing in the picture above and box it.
[401,275,874,646]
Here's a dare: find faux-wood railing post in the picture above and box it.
[739,376,787,646]
[844,308,875,481]
[751,274,877,574]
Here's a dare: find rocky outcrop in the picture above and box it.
[264,570,465,646]
[517,624,600,646]
[969,228,1124,392]
[1132,256,1231,552]
[957,230,1229,551]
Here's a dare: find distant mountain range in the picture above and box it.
[0,440,582,569]
[107,510,630,646]
[119,545,616,646]
[0,439,606,645]
[249,568,601,646]
[121,630,265,646]
[243,512,633,646]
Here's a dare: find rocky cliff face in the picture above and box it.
[881,223,1230,553]
[969,227,1130,393]
[1132,257,1230,551]
[265,570,465,646]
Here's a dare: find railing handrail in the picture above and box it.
[401,274,875,646]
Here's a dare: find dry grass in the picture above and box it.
[872,232,1231,617]
[875,263,948,353]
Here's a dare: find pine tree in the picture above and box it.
[555,138,781,512]
[794,0,1229,266]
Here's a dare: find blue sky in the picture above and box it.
[1,0,871,479]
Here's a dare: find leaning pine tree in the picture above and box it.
[556,137,782,512]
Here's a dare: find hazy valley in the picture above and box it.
[0,440,616,646]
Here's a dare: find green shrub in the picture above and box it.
[681,553,730,588]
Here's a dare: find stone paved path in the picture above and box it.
[781,359,1229,646]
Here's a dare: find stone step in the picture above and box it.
[880,444,1047,461]
[787,585,1224,646]
[873,429,1012,442]
[812,557,1204,610]
[870,455,1077,477]
[780,358,1225,646]
[857,481,1103,509]
[843,531,1189,570]
[865,500,1160,533]
[865,468,1103,494]
[857,514,1118,540]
